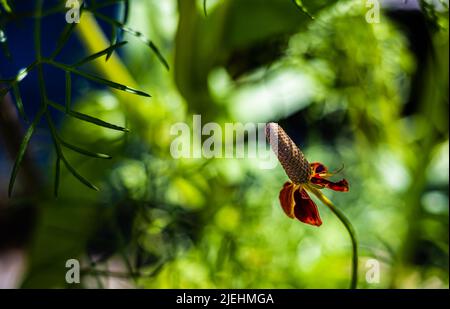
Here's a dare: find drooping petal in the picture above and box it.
[279,182,296,218]
[310,177,349,192]
[293,188,322,226]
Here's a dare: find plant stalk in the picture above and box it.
[307,184,358,289]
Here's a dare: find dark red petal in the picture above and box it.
[310,177,349,192]
[310,162,328,176]
[293,189,322,226]
[279,182,296,218]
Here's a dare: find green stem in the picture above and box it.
[34,0,43,60]
[307,184,358,289]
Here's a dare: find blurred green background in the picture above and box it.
[0,0,448,288]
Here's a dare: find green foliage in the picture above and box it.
[174,0,338,121]
[8,106,46,197]
[1,0,448,289]
[1,0,166,196]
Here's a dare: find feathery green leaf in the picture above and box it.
[61,156,99,191]
[50,22,77,60]
[47,100,129,132]
[60,139,112,159]
[73,41,127,67]
[11,82,27,121]
[8,106,45,197]
[90,10,169,70]
[46,60,151,97]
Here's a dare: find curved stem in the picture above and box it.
[307,184,358,289]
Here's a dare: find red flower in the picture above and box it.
[279,162,349,227]
[266,123,349,227]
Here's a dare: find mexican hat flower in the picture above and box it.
[265,122,349,226]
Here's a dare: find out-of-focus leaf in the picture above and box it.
[174,0,337,118]
[21,198,99,288]
[0,0,12,13]
[123,0,130,24]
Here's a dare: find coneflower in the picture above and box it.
[265,122,358,289]
[265,122,348,226]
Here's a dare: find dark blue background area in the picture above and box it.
[1,0,121,174]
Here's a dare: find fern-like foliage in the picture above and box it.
[0,0,168,197]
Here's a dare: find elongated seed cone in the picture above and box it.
[265,122,311,184]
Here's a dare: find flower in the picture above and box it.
[266,123,349,227]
